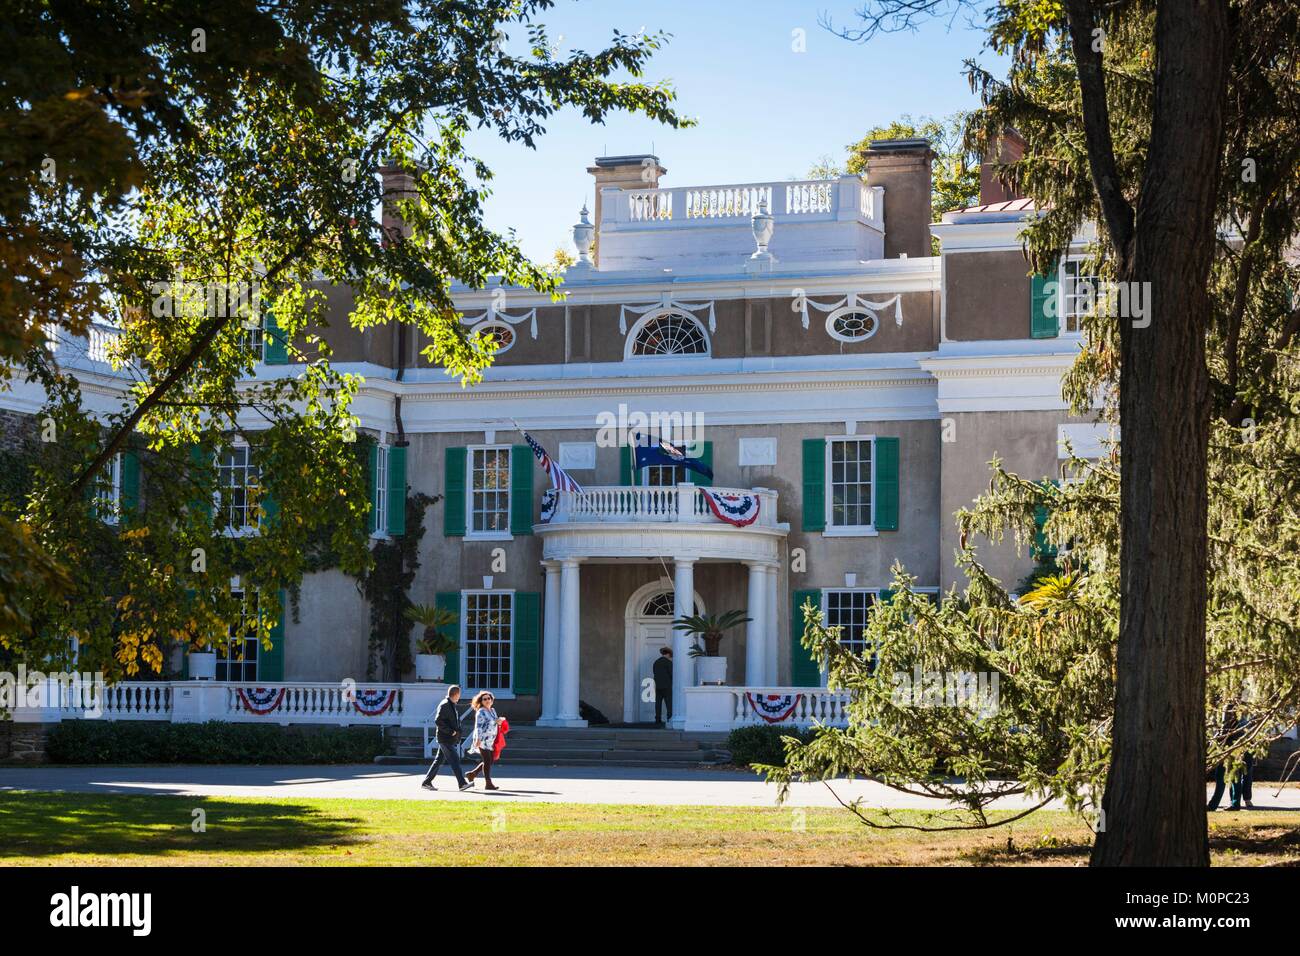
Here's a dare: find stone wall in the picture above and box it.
[0,721,50,763]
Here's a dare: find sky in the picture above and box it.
[465,0,1006,262]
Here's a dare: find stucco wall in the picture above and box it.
[944,251,1034,341]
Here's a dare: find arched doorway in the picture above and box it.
[622,581,705,723]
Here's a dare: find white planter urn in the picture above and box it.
[750,197,775,260]
[188,651,217,681]
[696,656,728,685]
[415,653,447,682]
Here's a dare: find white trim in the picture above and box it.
[825,305,880,344]
[823,435,877,535]
[372,444,389,539]
[624,308,712,361]
[465,443,513,541]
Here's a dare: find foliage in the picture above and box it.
[673,609,750,658]
[2,1,689,673]
[845,112,981,218]
[726,725,816,768]
[359,492,436,681]
[406,604,459,656]
[45,720,392,765]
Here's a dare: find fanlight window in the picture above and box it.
[642,592,700,616]
[826,308,878,343]
[631,312,708,357]
[473,321,515,353]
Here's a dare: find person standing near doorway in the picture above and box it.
[421,685,472,791]
[653,647,673,726]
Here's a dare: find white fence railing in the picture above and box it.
[619,176,881,228]
[545,484,778,529]
[12,680,446,729]
[684,685,852,731]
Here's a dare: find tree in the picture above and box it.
[845,113,981,217]
[2,1,689,678]
[825,0,1300,865]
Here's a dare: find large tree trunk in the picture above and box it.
[1091,0,1229,866]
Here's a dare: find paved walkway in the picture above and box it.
[3,764,1297,812]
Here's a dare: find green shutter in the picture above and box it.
[263,311,289,364]
[620,445,635,486]
[878,588,894,604]
[1031,479,1060,559]
[260,485,278,529]
[1030,270,1058,339]
[120,449,140,516]
[791,589,823,687]
[444,447,467,537]
[259,590,286,681]
[386,445,407,535]
[435,591,461,684]
[875,436,899,531]
[510,444,534,536]
[695,441,713,487]
[187,444,214,520]
[512,591,541,695]
[801,438,825,532]
[367,444,379,534]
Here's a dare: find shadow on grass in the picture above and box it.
[961,821,1300,866]
[0,791,366,859]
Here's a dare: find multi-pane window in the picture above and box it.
[828,438,874,529]
[823,589,877,658]
[469,446,511,535]
[1060,259,1100,334]
[373,445,388,536]
[463,591,513,691]
[93,453,122,524]
[217,445,260,532]
[643,463,687,486]
[239,320,264,362]
[631,312,708,357]
[216,588,259,682]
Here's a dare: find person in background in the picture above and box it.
[421,685,472,792]
[653,646,673,727]
[465,691,500,791]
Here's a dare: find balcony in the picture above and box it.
[595,175,885,274]
[538,484,788,564]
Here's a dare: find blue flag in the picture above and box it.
[631,432,713,480]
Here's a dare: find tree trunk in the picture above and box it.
[1091,0,1229,866]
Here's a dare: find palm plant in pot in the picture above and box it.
[673,609,750,685]
[405,604,459,681]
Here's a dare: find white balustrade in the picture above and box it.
[684,685,852,731]
[225,681,406,724]
[100,682,172,719]
[549,485,777,528]
[619,178,874,224]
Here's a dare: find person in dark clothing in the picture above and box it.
[1207,704,1255,811]
[652,647,673,726]
[421,685,472,791]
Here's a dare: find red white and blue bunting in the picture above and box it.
[702,490,760,527]
[352,688,397,717]
[746,693,802,723]
[237,686,286,715]
[540,489,557,523]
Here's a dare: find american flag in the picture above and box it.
[523,432,583,493]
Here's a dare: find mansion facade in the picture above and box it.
[4,139,1104,730]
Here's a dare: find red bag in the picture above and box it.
[492,716,510,759]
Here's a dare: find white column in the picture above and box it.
[745,562,767,688]
[554,558,587,727]
[538,561,562,724]
[670,557,696,729]
[765,564,780,685]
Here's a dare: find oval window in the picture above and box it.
[473,321,515,353]
[826,308,878,343]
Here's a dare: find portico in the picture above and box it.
[534,483,787,728]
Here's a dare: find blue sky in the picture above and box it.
[465,0,1005,262]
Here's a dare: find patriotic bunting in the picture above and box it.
[746,693,802,723]
[352,688,397,716]
[236,686,286,715]
[702,490,760,527]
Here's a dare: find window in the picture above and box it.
[826,308,878,343]
[473,321,515,354]
[463,591,513,692]
[641,592,699,616]
[827,437,874,531]
[1059,258,1100,334]
[217,445,261,533]
[216,586,259,682]
[630,311,708,357]
[93,453,122,524]
[373,445,388,536]
[239,319,264,362]
[823,589,877,658]
[469,446,511,536]
[643,463,688,486]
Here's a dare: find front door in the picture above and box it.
[633,620,673,723]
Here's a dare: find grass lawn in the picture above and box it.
[2,791,1299,865]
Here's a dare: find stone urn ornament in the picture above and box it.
[750,196,775,260]
[572,204,595,264]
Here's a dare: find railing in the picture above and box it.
[684,685,852,731]
[622,177,876,224]
[225,682,406,724]
[545,485,779,529]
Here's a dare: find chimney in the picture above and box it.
[587,154,666,265]
[378,160,419,242]
[862,139,934,259]
[979,128,1027,206]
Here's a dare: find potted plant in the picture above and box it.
[405,604,459,681]
[674,609,751,685]
[187,639,217,681]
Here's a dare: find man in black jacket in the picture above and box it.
[653,647,673,726]
[421,685,472,791]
